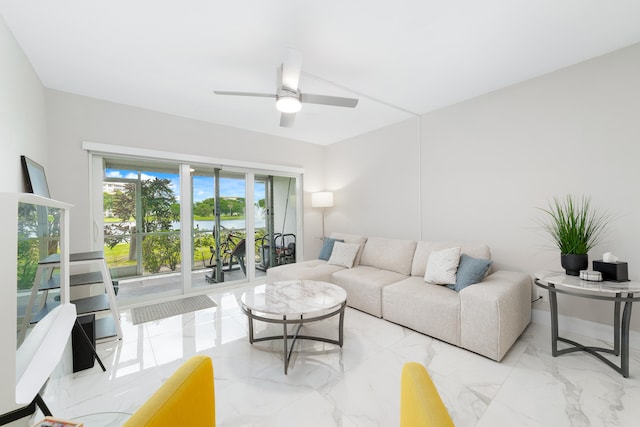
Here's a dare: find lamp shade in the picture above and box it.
[311,191,334,208]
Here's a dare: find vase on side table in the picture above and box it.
[561,253,588,276]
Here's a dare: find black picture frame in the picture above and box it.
[20,155,50,198]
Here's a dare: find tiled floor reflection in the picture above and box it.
[114,268,262,306]
[37,284,640,427]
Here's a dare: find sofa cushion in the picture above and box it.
[332,266,408,317]
[383,277,460,346]
[424,247,460,285]
[411,241,491,277]
[328,242,360,268]
[266,259,345,284]
[330,232,368,265]
[360,237,417,275]
[319,237,344,261]
[446,254,493,292]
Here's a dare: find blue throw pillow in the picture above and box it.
[319,238,344,261]
[446,254,492,292]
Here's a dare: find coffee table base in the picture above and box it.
[241,301,346,374]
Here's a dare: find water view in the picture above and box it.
[189,219,266,231]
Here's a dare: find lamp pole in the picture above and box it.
[311,191,334,240]
[321,207,326,240]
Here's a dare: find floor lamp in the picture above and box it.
[311,191,334,239]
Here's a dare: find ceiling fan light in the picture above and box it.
[276,96,302,113]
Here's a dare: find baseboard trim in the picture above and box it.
[532,308,640,351]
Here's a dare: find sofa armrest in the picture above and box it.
[459,270,532,361]
[266,260,346,284]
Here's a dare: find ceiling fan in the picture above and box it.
[214,49,359,127]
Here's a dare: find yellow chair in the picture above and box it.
[400,362,454,427]
[123,355,215,427]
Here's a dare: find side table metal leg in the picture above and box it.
[548,285,560,356]
[621,296,633,378]
[247,311,255,344]
[338,303,345,347]
[614,296,621,356]
[283,316,288,374]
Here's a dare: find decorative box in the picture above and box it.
[593,260,629,282]
[579,270,602,281]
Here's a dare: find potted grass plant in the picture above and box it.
[538,195,610,276]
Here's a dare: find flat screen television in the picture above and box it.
[20,155,50,198]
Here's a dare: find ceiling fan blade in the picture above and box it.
[280,112,296,128]
[214,90,276,98]
[281,48,302,90]
[301,93,359,108]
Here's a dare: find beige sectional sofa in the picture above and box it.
[266,233,532,361]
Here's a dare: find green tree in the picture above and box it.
[194,197,215,217]
[103,192,114,214]
[142,235,164,273]
[222,197,245,216]
[106,187,136,250]
[112,187,135,222]
[193,197,245,218]
[111,178,178,232]
[17,239,39,290]
[107,177,180,271]
[17,204,60,290]
[170,203,180,218]
[164,234,181,271]
[141,178,178,232]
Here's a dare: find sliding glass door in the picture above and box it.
[191,167,249,287]
[102,161,182,303]
[90,150,302,306]
[252,175,298,278]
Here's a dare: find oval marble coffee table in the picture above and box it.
[240,280,347,374]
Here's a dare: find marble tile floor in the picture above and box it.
[34,284,640,427]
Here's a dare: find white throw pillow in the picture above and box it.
[424,247,461,285]
[328,242,360,268]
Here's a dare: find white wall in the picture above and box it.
[328,43,640,332]
[324,118,421,240]
[0,16,50,420]
[421,43,640,329]
[44,90,325,257]
[0,15,48,192]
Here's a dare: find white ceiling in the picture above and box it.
[2,1,640,145]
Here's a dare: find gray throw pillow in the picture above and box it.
[447,254,492,292]
[319,238,344,261]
